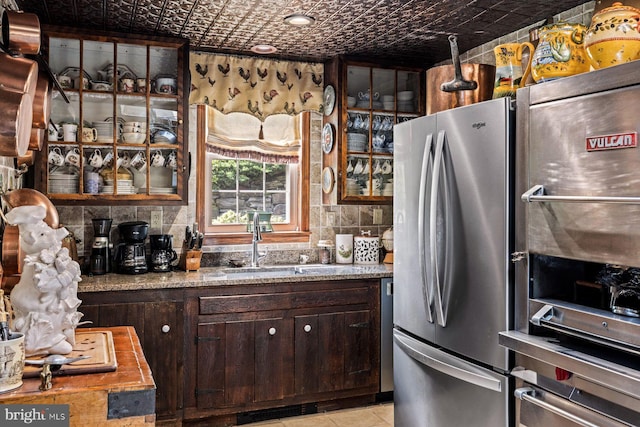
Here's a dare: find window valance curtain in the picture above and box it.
[205,106,301,164]
[189,52,324,120]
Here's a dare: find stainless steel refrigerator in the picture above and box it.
[393,97,514,427]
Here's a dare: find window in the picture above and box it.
[196,105,310,245]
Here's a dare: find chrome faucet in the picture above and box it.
[250,214,266,267]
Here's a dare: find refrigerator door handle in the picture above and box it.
[394,329,502,392]
[431,130,447,327]
[418,132,435,324]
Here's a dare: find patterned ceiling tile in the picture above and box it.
[14,0,590,67]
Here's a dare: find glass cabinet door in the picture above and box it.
[40,30,187,204]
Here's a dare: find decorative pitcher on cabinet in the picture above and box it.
[492,42,534,98]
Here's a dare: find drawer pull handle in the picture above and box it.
[349,322,369,328]
[162,324,170,333]
[269,327,277,336]
[304,324,312,333]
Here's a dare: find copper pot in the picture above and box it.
[1,10,41,55]
[1,189,60,292]
[28,128,44,152]
[0,52,39,99]
[3,188,60,228]
[426,64,496,115]
[31,71,52,132]
[16,149,36,167]
[0,87,33,157]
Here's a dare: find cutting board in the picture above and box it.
[23,329,117,378]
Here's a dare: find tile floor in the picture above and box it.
[241,403,393,427]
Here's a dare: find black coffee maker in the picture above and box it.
[149,234,178,272]
[114,221,149,274]
[90,218,112,275]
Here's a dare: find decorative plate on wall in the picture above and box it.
[322,166,335,194]
[323,85,336,116]
[322,122,334,154]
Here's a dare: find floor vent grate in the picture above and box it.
[237,403,318,425]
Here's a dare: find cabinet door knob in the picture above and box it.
[268,327,277,336]
[304,324,312,333]
[162,324,171,333]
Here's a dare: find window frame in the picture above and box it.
[196,105,310,245]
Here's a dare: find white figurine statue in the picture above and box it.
[5,205,83,356]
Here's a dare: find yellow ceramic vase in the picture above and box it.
[492,42,534,98]
[531,22,590,82]
[584,2,640,69]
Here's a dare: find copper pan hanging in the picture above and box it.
[1,10,41,56]
[28,128,44,152]
[0,51,38,98]
[31,70,51,129]
[0,86,33,157]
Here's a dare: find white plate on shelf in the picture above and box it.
[149,187,176,194]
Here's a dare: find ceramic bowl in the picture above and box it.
[121,132,145,144]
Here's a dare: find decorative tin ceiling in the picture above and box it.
[15,0,591,67]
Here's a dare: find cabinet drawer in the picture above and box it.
[199,285,370,315]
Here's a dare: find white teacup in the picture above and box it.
[47,123,60,141]
[87,149,103,168]
[102,151,114,168]
[381,160,392,175]
[48,147,64,166]
[130,151,146,171]
[118,152,131,168]
[165,151,177,169]
[151,150,165,167]
[64,147,81,167]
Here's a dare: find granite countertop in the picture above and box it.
[78,263,393,292]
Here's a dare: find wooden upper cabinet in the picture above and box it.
[36,26,189,205]
[322,56,424,205]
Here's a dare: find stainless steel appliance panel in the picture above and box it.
[380,277,394,392]
[526,84,640,267]
[394,329,509,427]
[394,113,437,343]
[434,98,513,370]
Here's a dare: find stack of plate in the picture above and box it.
[49,171,79,193]
[93,121,115,143]
[149,187,176,194]
[347,133,367,151]
[346,178,360,195]
[397,91,415,112]
[102,178,136,194]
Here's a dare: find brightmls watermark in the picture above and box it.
[1,405,69,426]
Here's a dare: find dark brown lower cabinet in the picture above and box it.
[78,289,184,425]
[183,279,380,424]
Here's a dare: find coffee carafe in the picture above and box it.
[114,221,149,274]
[149,234,177,272]
[90,218,112,275]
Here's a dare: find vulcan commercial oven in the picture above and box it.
[500,60,640,427]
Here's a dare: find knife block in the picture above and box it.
[179,243,202,272]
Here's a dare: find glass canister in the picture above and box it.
[584,2,640,69]
[318,240,334,264]
[530,22,590,83]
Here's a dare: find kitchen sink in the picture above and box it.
[222,264,341,276]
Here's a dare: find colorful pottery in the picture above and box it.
[584,2,640,69]
[492,42,534,98]
[531,22,590,83]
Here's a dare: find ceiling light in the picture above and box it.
[251,44,277,54]
[284,13,315,26]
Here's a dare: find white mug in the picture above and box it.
[165,151,177,168]
[88,149,103,168]
[64,147,81,167]
[48,147,64,166]
[81,127,98,142]
[62,123,78,142]
[118,152,131,168]
[102,151,114,168]
[151,150,165,167]
[130,151,146,171]
[47,124,60,141]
